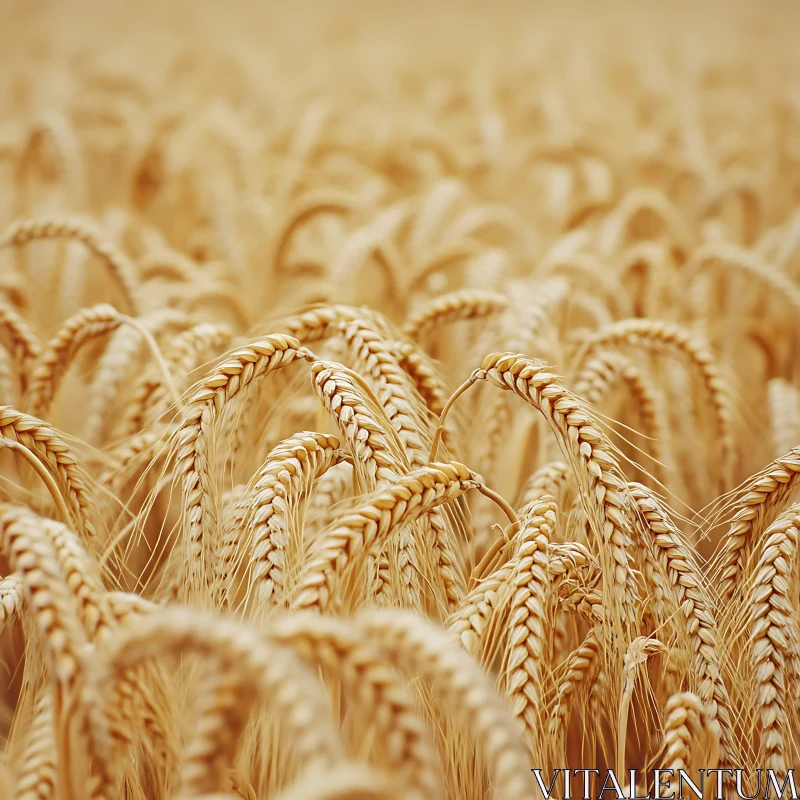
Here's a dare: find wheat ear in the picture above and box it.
[573,350,668,481]
[0,216,139,314]
[293,462,481,613]
[85,308,188,444]
[0,506,107,800]
[518,461,571,508]
[713,447,800,605]
[596,187,692,257]
[267,612,442,800]
[391,340,451,421]
[661,692,718,780]
[747,506,800,775]
[629,483,734,764]
[570,319,735,488]
[685,240,800,318]
[500,497,557,763]
[547,627,602,764]
[340,319,429,463]
[279,303,392,345]
[306,461,354,534]
[122,322,234,435]
[13,691,57,800]
[87,607,345,799]
[0,407,96,543]
[402,289,508,343]
[18,111,85,207]
[446,558,516,657]
[219,431,348,610]
[309,359,425,606]
[0,302,42,390]
[25,304,123,419]
[170,334,316,600]
[272,189,359,274]
[440,354,638,643]
[358,608,536,800]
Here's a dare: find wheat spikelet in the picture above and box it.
[0,572,23,633]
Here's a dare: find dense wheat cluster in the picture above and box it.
[1,0,800,797]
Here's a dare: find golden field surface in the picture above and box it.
[0,0,800,797]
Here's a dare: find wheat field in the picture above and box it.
[1,0,800,798]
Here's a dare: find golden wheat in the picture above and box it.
[0,2,799,797]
